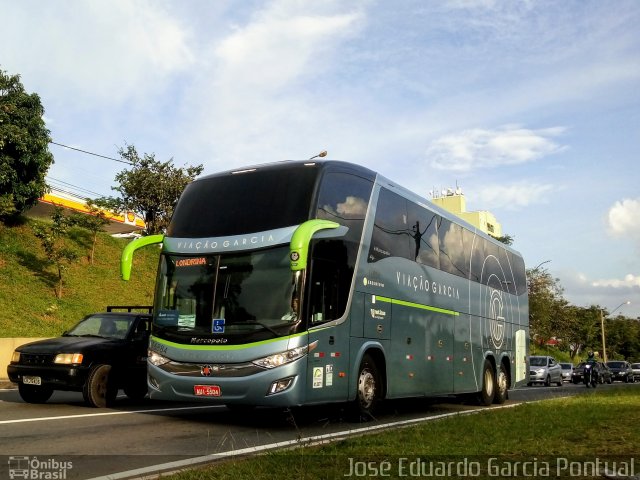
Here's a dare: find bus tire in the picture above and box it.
[478,359,495,406]
[18,383,53,404]
[83,364,117,408]
[493,367,508,404]
[352,354,381,420]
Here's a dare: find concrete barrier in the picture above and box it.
[0,338,49,381]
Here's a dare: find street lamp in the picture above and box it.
[308,150,327,160]
[600,300,631,363]
[531,260,551,271]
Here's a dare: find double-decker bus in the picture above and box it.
[122,160,528,416]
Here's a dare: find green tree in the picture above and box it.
[33,206,78,298]
[563,305,601,359]
[0,69,54,219]
[70,199,110,265]
[99,144,203,235]
[527,264,566,345]
[491,233,514,246]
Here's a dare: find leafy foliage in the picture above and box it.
[32,207,78,298]
[0,69,54,219]
[70,199,110,265]
[98,144,203,235]
[527,265,566,344]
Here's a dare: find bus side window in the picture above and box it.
[406,201,439,268]
[437,217,467,278]
[368,187,411,262]
[308,256,341,324]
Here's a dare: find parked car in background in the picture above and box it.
[572,362,613,384]
[7,306,152,407]
[631,363,640,382]
[606,361,636,383]
[528,356,563,386]
[559,363,574,382]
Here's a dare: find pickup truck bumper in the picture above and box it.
[7,364,90,391]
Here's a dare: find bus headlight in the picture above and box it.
[253,341,317,369]
[54,353,84,364]
[148,349,171,366]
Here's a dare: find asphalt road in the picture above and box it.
[1,381,638,479]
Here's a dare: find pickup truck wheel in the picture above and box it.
[18,384,53,404]
[83,364,117,408]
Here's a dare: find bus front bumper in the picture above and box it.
[147,361,306,406]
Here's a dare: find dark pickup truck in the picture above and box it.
[7,306,152,407]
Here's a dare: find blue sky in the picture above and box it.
[2,0,639,317]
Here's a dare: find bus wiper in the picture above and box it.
[241,321,281,337]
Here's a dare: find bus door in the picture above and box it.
[424,311,454,395]
[453,313,476,393]
[305,257,350,403]
[388,301,426,397]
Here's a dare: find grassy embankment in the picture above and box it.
[0,219,159,337]
[168,388,640,480]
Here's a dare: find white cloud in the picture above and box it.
[425,125,566,172]
[608,198,640,239]
[592,274,640,289]
[214,9,362,92]
[0,1,194,104]
[177,0,367,167]
[559,270,640,318]
[468,181,556,210]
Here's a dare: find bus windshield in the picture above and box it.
[154,246,304,342]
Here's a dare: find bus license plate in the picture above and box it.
[23,376,42,386]
[194,385,221,397]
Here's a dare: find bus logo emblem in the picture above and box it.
[290,252,300,262]
[201,365,213,376]
[490,288,505,349]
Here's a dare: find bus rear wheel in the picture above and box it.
[352,354,381,420]
[478,359,495,406]
[493,366,509,404]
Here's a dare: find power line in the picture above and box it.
[49,141,133,165]
[46,176,108,199]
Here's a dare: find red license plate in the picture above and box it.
[194,385,221,397]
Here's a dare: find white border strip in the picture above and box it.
[0,405,221,425]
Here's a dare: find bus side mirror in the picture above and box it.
[121,234,164,281]
[289,220,340,271]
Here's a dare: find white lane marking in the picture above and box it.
[0,405,222,425]
[87,403,523,480]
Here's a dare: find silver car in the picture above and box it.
[631,363,640,382]
[559,362,574,382]
[528,356,563,386]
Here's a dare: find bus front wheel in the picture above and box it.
[353,354,381,420]
[478,359,495,406]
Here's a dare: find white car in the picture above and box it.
[631,363,640,382]
[528,356,563,386]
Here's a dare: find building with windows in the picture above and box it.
[430,188,502,238]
